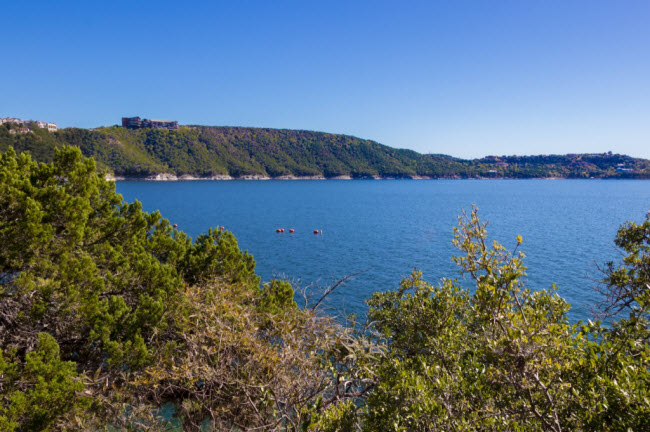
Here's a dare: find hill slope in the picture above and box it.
[1,123,649,179]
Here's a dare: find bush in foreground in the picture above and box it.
[356,208,650,431]
[0,147,373,430]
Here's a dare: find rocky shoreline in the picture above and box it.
[103,173,442,181]
[103,173,628,181]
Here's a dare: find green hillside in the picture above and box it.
[2,122,649,178]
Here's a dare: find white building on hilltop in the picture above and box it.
[1,117,57,131]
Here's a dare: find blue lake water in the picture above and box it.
[116,180,650,321]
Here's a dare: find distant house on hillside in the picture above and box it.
[34,120,58,131]
[2,117,57,131]
[121,116,179,130]
[122,117,142,128]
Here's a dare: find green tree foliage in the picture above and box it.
[584,213,650,430]
[0,146,371,430]
[354,208,650,431]
[0,333,87,431]
[2,146,181,371]
[599,212,650,318]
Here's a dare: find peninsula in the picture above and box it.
[1,120,648,179]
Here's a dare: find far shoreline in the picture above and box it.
[106,174,649,182]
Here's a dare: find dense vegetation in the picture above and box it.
[2,122,649,179]
[0,147,376,430]
[1,147,649,430]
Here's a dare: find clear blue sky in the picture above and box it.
[2,0,650,159]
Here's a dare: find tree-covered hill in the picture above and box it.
[1,122,649,178]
